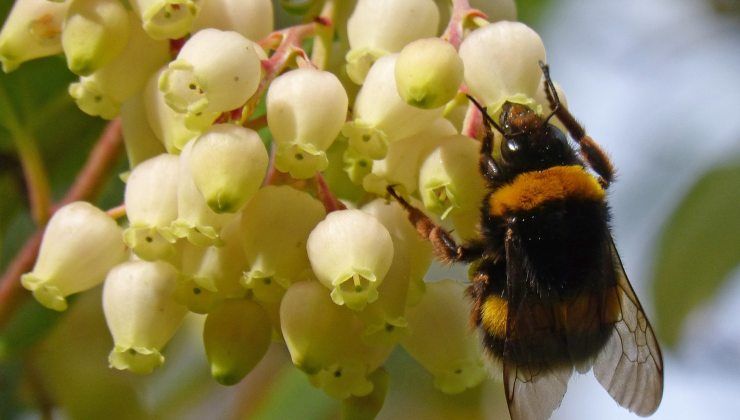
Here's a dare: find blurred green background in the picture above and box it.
[1,0,739,419]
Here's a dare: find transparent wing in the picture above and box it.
[593,239,664,416]
[503,231,573,420]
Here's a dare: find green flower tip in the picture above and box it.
[123,226,177,261]
[329,272,380,311]
[342,122,388,160]
[21,274,67,311]
[109,346,165,375]
[274,143,328,180]
[432,359,488,394]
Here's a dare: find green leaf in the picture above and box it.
[653,159,740,346]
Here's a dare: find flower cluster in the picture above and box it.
[2,0,566,413]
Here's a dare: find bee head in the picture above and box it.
[498,102,575,171]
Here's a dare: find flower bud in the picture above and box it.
[418,135,486,240]
[62,0,130,76]
[401,279,487,394]
[240,186,326,302]
[189,124,268,213]
[345,0,439,84]
[395,38,463,109]
[0,0,67,72]
[120,93,167,168]
[129,0,199,40]
[21,202,127,311]
[69,14,170,119]
[192,0,273,41]
[280,281,393,398]
[144,67,203,153]
[159,29,261,117]
[307,209,394,311]
[267,68,348,179]
[358,199,433,344]
[362,118,456,196]
[123,154,180,261]
[103,261,187,374]
[459,21,546,113]
[342,55,442,159]
[171,139,236,246]
[203,299,271,385]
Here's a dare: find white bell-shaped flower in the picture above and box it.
[171,139,236,246]
[418,134,486,240]
[267,68,348,179]
[203,299,272,385]
[103,260,188,374]
[394,38,463,110]
[358,199,433,345]
[123,154,180,261]
[129,0,199,40]
[120,93,167,168]
[240,186,326,302]
[362,118,456,196]
[62,0,130,76]
[144,67,203,153]
[280,281,394,398]
[459,21,546,113]
[21,202,127,311]
[0,0,68,72]
[345,0,439,84]
[342,55,442,159]
[189,124,268,213]
[192,0,273,41]
[159,29,261,117]
[401,279,487,394]
[307,209,394,311]
[68,14,170,119]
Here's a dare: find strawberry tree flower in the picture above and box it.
[342,54,443,159]
[203,299,272,385]
[358,199,433,344]
[280,281,394,398]
[144,67,203,153]
[159,28,261,118]
[120,94,167,168]
[188,124,268,213]
[103,260,188,374]
[394,37,464,110]
[362,118,457,197]
[267,68,349,179]
[192,0,273,41]
[240,186,326,303]
[62,0,130,76]
[171,139,236,246]
[401,279,487,394]
[459,21,547,114]
[418,134,486,239]
[129,0,200,40]
[307,209,394,311]
[345,0,439,84]
[0,0,67,72]
[69,15,170,119]
[123,154,180,262]
[21,202,127,311]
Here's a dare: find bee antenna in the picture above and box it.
[466,94,504,135]
[539,61,561,128]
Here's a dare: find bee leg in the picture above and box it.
[539,61,615,188]
[386,186,484,263]
[466,95,506,187]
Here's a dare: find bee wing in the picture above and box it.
[592,238,664,416]
[503,231,573,420]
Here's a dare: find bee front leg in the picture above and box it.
[386,186,484,264]
[539,62,615,188]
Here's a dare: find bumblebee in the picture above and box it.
[388,63,664,420]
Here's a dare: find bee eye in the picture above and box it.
[505,139,520,153]
[501,137,523,164]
